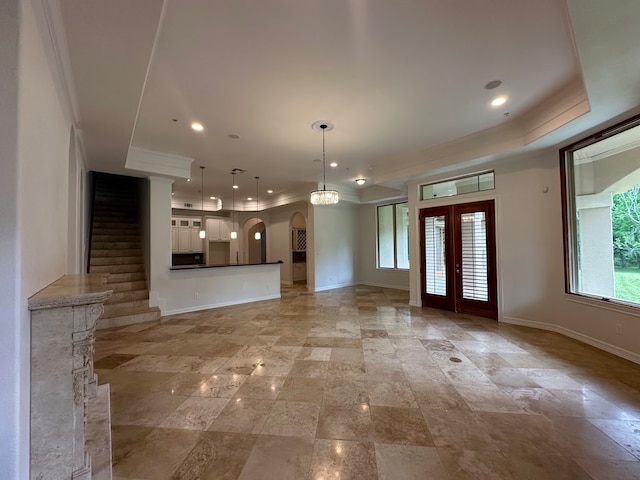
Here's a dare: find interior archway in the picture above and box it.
[290,212,307,284]
[246,219,266,264]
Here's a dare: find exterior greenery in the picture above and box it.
[612,185,640,268]
[614,267,640,303]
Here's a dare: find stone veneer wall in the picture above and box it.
[28,275,112,480]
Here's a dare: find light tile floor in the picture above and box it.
[94,285,640,479]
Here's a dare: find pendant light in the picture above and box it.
[230,171,238,239]
[310,120,339,205]
[254,176,261,240]
[198,166,206,239]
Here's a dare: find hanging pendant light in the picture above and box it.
[254,176,261,240]
[310,120,339,205]
[198,166,206,239]
[230,171,238,239]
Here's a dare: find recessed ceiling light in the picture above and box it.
[187,178,191,182]
[355,178,366,185]
[171,192,175,195]
[232,185,239,189]
[485,80,502,90]
[210,196,216,200]
[191,122,204,132]
[330,162,338,168]
[228,134,240,139]
[247,197,252,201]
[491,96,507,107]
[267,189,273,194]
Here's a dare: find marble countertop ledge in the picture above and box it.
[28,274,113,310]
[170,260,283,271]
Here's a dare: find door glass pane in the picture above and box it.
[378,205,394,268]
[395,203,410,269]
[424,215,447,296]
[460,211,488,301]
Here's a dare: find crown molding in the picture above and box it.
[125,146,193,178]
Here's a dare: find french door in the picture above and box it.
[420,200,497,319]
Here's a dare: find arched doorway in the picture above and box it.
[290,212,307,284]
[247,220,266,264]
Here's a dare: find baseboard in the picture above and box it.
[164,294,281,316]
[409,300,421,307]
[313,281,358,292]
[501,316,640,365]
[359,281,410,291]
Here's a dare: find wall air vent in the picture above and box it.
[183,203,193,208]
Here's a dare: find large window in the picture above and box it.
[420,171,494,201]
[561,114,640,307]
[377,202,409,269]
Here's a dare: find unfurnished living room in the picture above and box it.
[3,1,640,479]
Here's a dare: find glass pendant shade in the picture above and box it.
[310,189,339,205]
[230,231,237,239]
[198,229,206,239]
[254,231,261,240]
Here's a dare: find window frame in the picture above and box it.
[376,201,409,270]
[560,112,640,306]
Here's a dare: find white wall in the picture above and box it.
[66,126,84,273]
[357,203,410,290]
[408,150,640,362]
[311,204,359,291]
[0,1,75,476]
[0,1,22,476]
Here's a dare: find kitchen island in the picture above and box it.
[150,261,282,315]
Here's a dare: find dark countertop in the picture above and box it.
[170,260,283,271]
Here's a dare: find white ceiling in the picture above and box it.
[57,0,640,208]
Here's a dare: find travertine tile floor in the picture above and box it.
[94,285,640,479]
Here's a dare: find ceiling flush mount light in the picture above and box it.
[330,162,338,168]
[230,171,237,240]
[491,96,507,107]
[267,189,273,194]
[191,122,204,132]
[199,166,206,239]
[254,176,262,240]
[310,121,339,205]
[355,178,366,186]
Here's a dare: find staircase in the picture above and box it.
[88,173,161,329]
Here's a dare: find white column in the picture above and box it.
[148,176,173,314]
[576,192,615,297]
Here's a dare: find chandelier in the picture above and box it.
[310,121,339,205]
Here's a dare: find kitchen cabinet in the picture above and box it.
[207,217,232,241]
[292,262,307,281]
[171,216,204,253]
